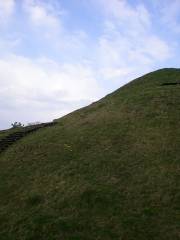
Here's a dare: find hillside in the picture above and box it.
[0,68,180,240]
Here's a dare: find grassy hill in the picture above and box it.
[0,68,179,240]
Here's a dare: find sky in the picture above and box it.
[0,0,180,129]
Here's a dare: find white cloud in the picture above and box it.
[141,36,172,61]
[23,0,88,50]
[95,0,151,32]
[23,0,62,31]
[0,54,102,128]
[95,0,172,80]
[97,25,171,71]
[0,0,15,24]
[99,67,133,79]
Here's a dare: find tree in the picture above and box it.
[11,122,24,128]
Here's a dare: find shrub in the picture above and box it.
[11,122,24,128]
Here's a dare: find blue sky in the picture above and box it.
[0,0,180,129]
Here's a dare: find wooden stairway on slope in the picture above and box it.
[0,122,57,154]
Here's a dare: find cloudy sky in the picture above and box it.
[0,0,180,129]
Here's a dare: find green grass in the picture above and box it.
[0,68,180,239]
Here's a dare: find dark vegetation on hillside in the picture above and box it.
[0,68,180,240]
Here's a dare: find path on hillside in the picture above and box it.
[0,122,57,154]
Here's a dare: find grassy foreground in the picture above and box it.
[0,68,180,240]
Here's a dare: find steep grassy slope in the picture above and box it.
[0,68,180,240]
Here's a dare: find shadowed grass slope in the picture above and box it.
[0,68,180,240]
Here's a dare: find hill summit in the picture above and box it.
[0,68,179,240]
